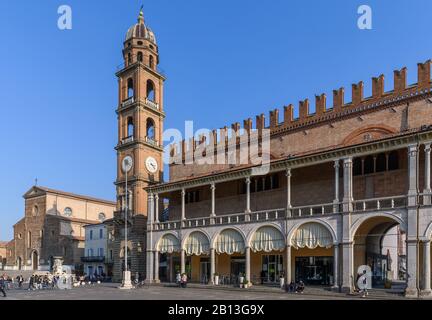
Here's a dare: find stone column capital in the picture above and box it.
[285,168,292,177]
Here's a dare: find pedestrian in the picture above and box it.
[0,274,7,297]
[176,272,181,287]
[260,270,265,285]
[18,275,24,288]
[180,273,188,288]
[28,275,34,291]
[295,280,305,294]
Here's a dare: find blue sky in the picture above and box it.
[0,0,431,240]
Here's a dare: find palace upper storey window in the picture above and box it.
[240,174,280,194]
[185,191,200,204]
[353,151,399,176]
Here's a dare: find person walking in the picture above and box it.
[0,274,7,297]
[176,272,181,288]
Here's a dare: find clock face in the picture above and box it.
[122,155,133,173]
[146,156,158,173]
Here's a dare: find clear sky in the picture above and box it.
[1,0,431,240]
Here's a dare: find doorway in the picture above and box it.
[200,258,210,284]
[32,251,38,271]
[230,257,246,284]
[262,255,283,283]
[295,256,333,285]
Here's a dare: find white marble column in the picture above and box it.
[424,143,431,205]
[181,188,186,221]
[210,183,216,217]
[180,249,186,274]
[154,251,160,283]
[144,193,154,284]
[245,247,251,284]
[332,244,339,289]
[245,177,251,213]
[342,157,353,212]
[286,169,292,215]
[154,194,159,223]
[333,160,340,213]
[285,245,292,284]
[407,145,419,206]
[210,248,216,285]
[423,241,431,294]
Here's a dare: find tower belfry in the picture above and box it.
[113,8,166,281]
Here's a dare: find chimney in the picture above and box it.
[418,60,431,89]
[299,99,310,120]
[256,114,265,130]
[270,109,279,128]
[243,118,253,134]
[315,94,326,116]
[284,105,294,125]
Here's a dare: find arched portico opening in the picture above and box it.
[353,216,406,289]
[158,234,181,283]
[249,226,285,285]
[289,222,337,286]
[183,231,211,284]
[214,229,246,285]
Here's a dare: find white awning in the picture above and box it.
[251,226,285,253]
[184,232,210,256]
[159,234,181,253]
[216,229,245,255]
[291,223,333,249]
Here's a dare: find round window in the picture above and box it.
[64,207,73,217]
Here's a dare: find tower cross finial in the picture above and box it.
[138,5,144,23]
[34,178,38,186]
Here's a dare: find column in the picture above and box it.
[144,193,154,284]
[341,241,353,293]
[154,194,159,223]
[154,251,160,283]
[245,177,251,213]
[286,169,292,212]
[424,143,431,205]
[342,157,353,212]
[181,188,186,221]
[332,244,339,289]
[210,248,216,285]
[423,241,431,294]
[333,160,340,213]
[180,249,186,274]
[210,183,216,217]
[406,144,419,297]
[285,245,291,284]
[245,247,251,284]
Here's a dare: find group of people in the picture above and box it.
[284,280,305,293]
[28,273,58,290]
[176,272,188,288]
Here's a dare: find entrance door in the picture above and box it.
[88,266,94,276]
[230,257,246,284]
[32,251,38,271]
[262,255,284,283]
[200,258,210,284]
[295,256,333,285]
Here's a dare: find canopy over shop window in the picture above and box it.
[291,223,333,249]
[251,226,285,252]
[184,232,210,256]
[216,229,245,255]
[159,234,181,253]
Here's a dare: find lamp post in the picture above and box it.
[120,155,133,289]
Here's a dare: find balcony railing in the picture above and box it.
[121,136,134,144]
[81,256,105,263]
[145,136,159,147]
[145,98,159,110]
[121,97,135,108]
[353,195,407,212]
[152,195,410,232]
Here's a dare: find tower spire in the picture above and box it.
[138,5,144,24]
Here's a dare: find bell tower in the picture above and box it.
[113,8,165,281]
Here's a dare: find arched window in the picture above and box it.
[149,55,154,69]
[364,156,374,175]
[127,78,134,98]
[127,117,134,137]
[376,153,386,172]
[388,151,399,171]
[146,80,155,101]
[137,51,143,62]
[127,52,131,64]
[32,205,39,216]
[146,118,155,140]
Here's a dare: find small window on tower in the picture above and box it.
[127,78,134,98]
[146,80,155,101]
[146,118,155,140]
[137,52,143,62]
[127,117,134,137]
[149,55,154,69]
[138,41,143,46]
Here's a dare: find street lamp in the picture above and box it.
[120,155,133,289]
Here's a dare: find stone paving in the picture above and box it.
[0,282,406,300]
